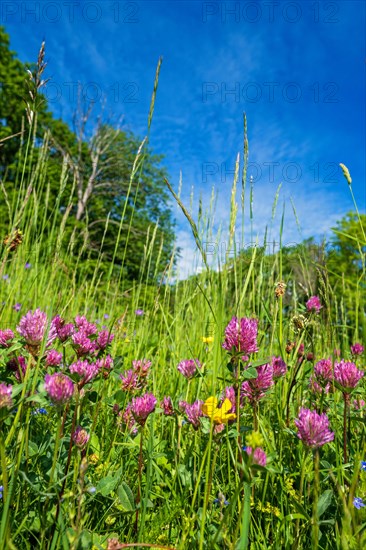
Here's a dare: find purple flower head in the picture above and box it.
[72,331,96,356]
[95,355,113,371]
[314,358,334,385]
[132,359,151,379]
[25,262,31,269]
[0,329,14,348]
[44,372,74,405]
[96,330,114,350]
[69,360,99,385]
[297,343,305,357]
[306,296,322,313]
[72,426,90,449]
[120,369,140,392]
[103,313,109,320]
[241,363,274,404]
[334,360,364,393]
[51,316,74,342]
[351,343,364,356]
[179,400,204,430]
[245,446,267,466]
[222,386,236,414]
[2,274,9,280]
[120,403,137,434]
[294,408,334,449]
[135,309,144,316]
[177,359,202,379]
[13,303,21,312]
[354,497,365,509]
[45,349,63,367]
[74,316,97,336]
[17,308,48,345]
[0,383,13,409]
[7,356,27,380]
[309,374,330,395]
[222,317,258,361]
[161,396,175,416]
[271,356,287,378]
[131,392,157,426]
[353,398,366,410]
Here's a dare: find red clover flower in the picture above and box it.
[334,360,364,393]
[177,359,201,379]
[222,316,258,361]
[131,392,157,426]
[44,372,74,405]
[294,408,334,449]
[306,296,322,313]
[0,383,13,408]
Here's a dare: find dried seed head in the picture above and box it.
[275,281,286,298]
[291,315,307,333]
[3,229,23,252]
[285,341,295,354]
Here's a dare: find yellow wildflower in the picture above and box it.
[202,397,236,424]
[245,431,264,449]
[202,336,214,344]
[284,477,297,498]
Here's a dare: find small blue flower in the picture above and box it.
[2,274,9,280]
[104,314,109,320]
[25,263,31,269]
[354,497,365,509]
[135,309,144,316]
[0,485,3,499]
[214,492,229,506]
[32,408,47,415]
[87,486,96,494]
[361,461,366,471]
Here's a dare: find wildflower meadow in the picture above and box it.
[0,33,366,550]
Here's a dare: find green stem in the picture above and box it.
[294,448,307,546]
[135,426,145,536]
[0,431,8,499]
[49,415,63,489]
[343,393,350,464]
[240,481,252,549]
[312,449,320,550]
[198,434,217,550]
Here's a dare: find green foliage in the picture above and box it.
[0,26,175,284]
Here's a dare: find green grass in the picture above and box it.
[0,66,366,550]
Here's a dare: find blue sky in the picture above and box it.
[3,0,365,277]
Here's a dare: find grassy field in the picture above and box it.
[0,61,365,550]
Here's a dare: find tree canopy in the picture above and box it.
[0,25,175,283]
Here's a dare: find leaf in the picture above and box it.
[96,476,117,497]
[178,464,192,487]
[284,513,308,521]
[249,357,271,368]
[317,489,333,517]
[242,367,258,380]
[116,481,135,512]
[226,361,235,373]
[290,497,311,521]
[6,342,24,354]
[89,433,100,453]
[28,440,39,457]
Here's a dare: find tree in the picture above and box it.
[0,26,175,282]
